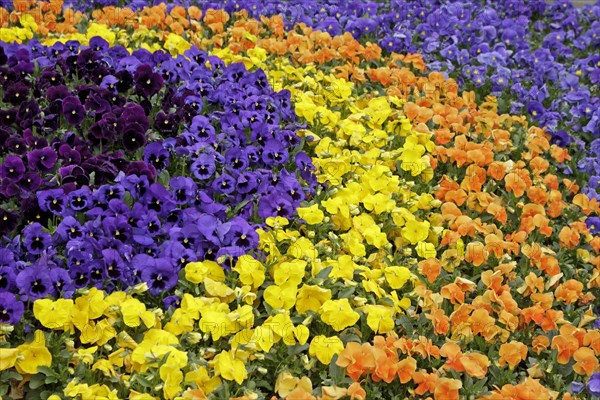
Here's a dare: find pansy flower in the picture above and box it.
[26,147,57,172]
[258,193,294,220]
[143,142,170,172]
[191,153,217,180]
[55,216,84,242]
[137,256,178,295]
[37,189,67,216]
[22,223,52,255]
[1,155,26,182]
[170,176,196,204]
[0,291,24,324]
[61,95,86,125]
[16,266,52,301]
[48,268,74,298]
[134,64,164,98]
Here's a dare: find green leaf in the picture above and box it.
[328,354,345,384]
[397,315,414,336]
[315,266,333,281]
[229,200,250,218]
[123,192,134,208]
[287,343,309,356]
[132,375,153,389]
[29,374,46,390]
[37,366,58,378]
[158,170,171,187]
[0,371,22,382]
[337,286,355,299]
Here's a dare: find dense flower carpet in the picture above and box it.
[0,0,599,399]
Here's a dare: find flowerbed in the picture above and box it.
[0,1,599,400]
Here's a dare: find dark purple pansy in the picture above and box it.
[134,64,163,98]
[17,171,42,193]
[125,161,156,182]
[27,146,57,171]
[120,103,150,131]
[122,122,147,152]
[62,95,86,125]
[0,155,25,182]
[3,82,29,105]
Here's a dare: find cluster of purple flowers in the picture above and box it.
[0,39,316,323]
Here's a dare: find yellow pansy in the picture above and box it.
[324,255,357,281]
[92,359,116,378]
[273,259,307,286]
[364,305,395,334]
[250,325,277,352]
[362,193,396,214]
[309,336,344,364]
[296,285,332,314]
[287,237,318,261]
[34,298,74,330]
[15,331,52,375]
[120,298,155,328]
[213,350,247,384]
[233,255,265,289]
[19,14,38,33]
[0,348,19,371]
[87,23,116,45]
[128,392,159,400]
[74,346,98,365]
[199,310,234,341]
[185,260,225,284]
[204,277,235,302]
[319,299,360,331]
[164,308,195,336]
[384,266,412,289]
[294,325,310,345]
[402,219,430,244]
[185,366,222,394]
[164,33,191,55]
[416,241,437,258]
[64,381,93,398]
[297,204,325,225]
[263,282,297,310]
[159,362,184,400]
[340,229,366,257]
